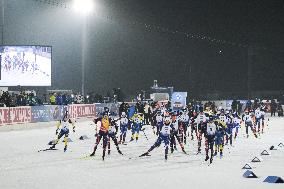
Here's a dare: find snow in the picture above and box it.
[0,116,284,189]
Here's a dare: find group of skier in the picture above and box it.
[45,103,267,164]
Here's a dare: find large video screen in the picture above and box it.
[0,46,51,86]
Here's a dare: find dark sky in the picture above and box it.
[3,0,284,97]
[87,0,284,95]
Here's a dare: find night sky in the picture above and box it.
[2,0,284,98]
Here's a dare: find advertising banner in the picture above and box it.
[31,105,66,122]
[9,106,31,124]
[0,106,31,125]
[0,107,11,125]
[68,104,96,119]
[171,92,187,110]
[95,103,119,117]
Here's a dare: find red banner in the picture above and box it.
[68,104,96,119]
[9,107,31,124]
[0,106,31,126]
[0,107,11,125]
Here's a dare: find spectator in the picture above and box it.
[56,93,63,105]
[0,91,12,107]
[277,104,283,117]
[62,93,68,105]
[270,99,277,117]
[50,93,56,105]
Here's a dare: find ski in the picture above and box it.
[129,154,151,160]
[78,154,104,160]
[38,148,58,152]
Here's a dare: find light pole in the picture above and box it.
[73,0,94,96]
[0,0,4,45]
[81,16,87,96]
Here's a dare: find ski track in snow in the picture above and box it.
[0,116,283,189]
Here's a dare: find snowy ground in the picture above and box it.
[0,116,283,189]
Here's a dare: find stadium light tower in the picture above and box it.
[73,0,94,96]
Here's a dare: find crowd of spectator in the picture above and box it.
[0,91,42,107]
[0,90,283,118]
[0,91,88,107]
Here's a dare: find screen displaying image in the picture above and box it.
[0,45,51,86]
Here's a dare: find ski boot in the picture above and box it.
[117,149,123,155]
[102,151,106,161]
[50,144,56,150]
[140,152,150,157]
[90,151,95,157]
[197,148,201,154]
[205,155,209,161]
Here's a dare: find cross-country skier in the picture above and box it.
[180,108,190,144]
[214,120,226,158]
[140,116,173,160]
[155,110,164,135]
[242,110,257,138]
[90,112,111,160]
[119,112,129,144]
[195,107,208,153]
[107,119,123,155]
[129,113,143,142]
[50,113,75,152]
[205,116,217,164]
[170,112,187,154]
[232,112,241,139]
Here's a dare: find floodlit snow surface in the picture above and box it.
[0,116,284,189]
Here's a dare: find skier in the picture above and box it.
[254,107,263,134]
[50,114,75,152]
[90,112,111,160]
[232,112,241,139]
[119,112,129,144]
[140,116,173,160]
[107,119,123,155]
[130,113,143,142]
[205,116,217,164]
[225,116,234,146]
[190,116,197,140]
[155,111,164,135]
[242,110,257,138]
[195,107,208,153]
[214,120,226,158]
[260,107,266,132]
[180,108,190,144]
[170,112,187,154]
[218,109,228,125]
